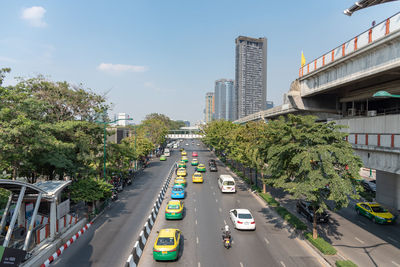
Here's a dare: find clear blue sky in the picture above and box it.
[1,1,399,124]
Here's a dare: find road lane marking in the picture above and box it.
[392,261,400,267]
[224,220,227,225]
[216,199,218,203]
[196,236,199,244]
[195,219,198,225]
[237,199,241,203]
[355,237,365,244]
[388,237,398,243]
[198,262,201,267]
[280,261,286,267]
[213,192,215,196]
[264,237,270,244]
[219,208,222,213]
[240,262,244,267]
[194,199,196,202]
[195,207,197,212]
[211,186,214,189]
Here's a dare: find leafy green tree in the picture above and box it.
[202,120,239,156]
[265,115,362,238]
[70,178,112,205]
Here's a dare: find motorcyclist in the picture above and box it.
[222,225,231,240]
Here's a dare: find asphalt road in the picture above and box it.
[268,181,400,266]
[139,141,326,267]
[52,151,181,267]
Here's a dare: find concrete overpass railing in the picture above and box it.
[299,12,400,78]
[167,134,203,139]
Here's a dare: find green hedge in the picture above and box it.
[335,260,357,267]
[276,206,308,230]
[304,232,337,255]
[259,192,280,207]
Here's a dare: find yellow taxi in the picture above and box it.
[181,156,189,162]
[174,176,187,187]
[153,228,181,261]
[192,172,203,183]
[355,202,396,224]
[177,167,187,177]
[165,200,184,220]
[181,150,187,156]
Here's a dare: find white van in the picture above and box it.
[218,175,236,193]
[164,148,170,157]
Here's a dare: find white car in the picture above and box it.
[229,209,256,230]
[197,143,200,146]
[186,143,189,146]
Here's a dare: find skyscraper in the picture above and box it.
[235,36,267,119]
[205,92,214,123]
[214,79,235,121]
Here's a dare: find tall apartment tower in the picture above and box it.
[214,79,235,121]
[205,92,214,123]
[235,36,267,119]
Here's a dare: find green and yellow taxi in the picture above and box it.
[191,158,199,166]
[160,155,167,161]
[181,150,187,156]
[181,156,189,162]
[174,176,187,187]
[177,167,187,177]
[355,202,396,224]
[153,228,181,261]
[178,161,186,168]
[196,164,206,172]
[192,172,203,183]
[165,200,184,220]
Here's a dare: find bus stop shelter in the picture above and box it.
[0,180,72,252]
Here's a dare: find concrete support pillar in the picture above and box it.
[23,193,42,251]
[50,199,57,240]
[0,194,12,236]
[376,170,400,210]
[3,186,26,247]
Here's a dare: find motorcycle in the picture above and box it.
[221,225,231,249]
[111,189,118,201]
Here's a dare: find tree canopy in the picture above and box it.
[202,115,363,239]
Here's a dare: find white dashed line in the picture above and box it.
[357,220,366,226]
[240,262,244,267]
[196,236,199,244]
[388,237,398,243]
[237,199,241,203]
[216,199,218,203]
[195,219,198,225]
[194,199,196,202]
[264,237,270,244]
[224,220,227,225]
[198,262,201,267]
[213,192,215,196]
[355,237,365,244]
[280,261,286,267]
[195,207,197,212]
[219,208,222,213]
[392,261,400,267]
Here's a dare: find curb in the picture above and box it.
[125,162,176,267]
[40,222,93,267]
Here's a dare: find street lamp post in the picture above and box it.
[95,118,133,180]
